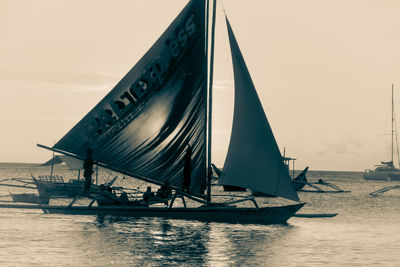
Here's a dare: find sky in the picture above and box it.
[1,0,400,171]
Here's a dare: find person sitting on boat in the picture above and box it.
[118,191,130,204]
[100,184,113,192]
[182,144,192,193]
[142,186,155,202]
[157,180,172,205]
[83,148,95,193]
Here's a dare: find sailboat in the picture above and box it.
[292,167,309,191]
[28,0,304,224]
[32,155,117,200]
[363,85,400,181]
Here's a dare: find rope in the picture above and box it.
[394,105,400,167]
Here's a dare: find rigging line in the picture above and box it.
[220,0,226,14]
[394,101,400,167]
[37,143,207,201]
[206,0,217,203]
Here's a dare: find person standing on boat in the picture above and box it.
[182,144,192,193]
[83,148,95,193]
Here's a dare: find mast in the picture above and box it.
[206,0,217,203]
[49,141,55,182]
[392,84,394,168]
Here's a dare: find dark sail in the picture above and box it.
[54,0,207,195]
[220,17,299,202]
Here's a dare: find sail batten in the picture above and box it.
[53,0,208,195]
[220,16,299,202]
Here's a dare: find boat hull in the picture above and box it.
[363,171,400,181]
[388,173,400,181]
[32,177,100,198]
[42,203,305,224]
[0,202,299,225]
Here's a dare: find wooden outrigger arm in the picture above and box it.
[37,143,208,203]
[369,185,400,196]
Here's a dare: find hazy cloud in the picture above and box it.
[0,68,121,87]
[318,134,362,156]
[58,83,114,93]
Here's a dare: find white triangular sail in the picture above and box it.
[220,17,299,202]
[41,155,83,170]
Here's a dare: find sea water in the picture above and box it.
[0,163,399,266]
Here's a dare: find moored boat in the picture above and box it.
[363,162,400,181]
[32,175,102,198]
[363,85,400,181]
[32,155,118,200]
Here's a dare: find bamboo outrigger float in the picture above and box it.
[369,185,400,196]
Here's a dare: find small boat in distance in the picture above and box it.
[297,178,350,193]
[293,167,309,191]
[32,155,117,200]
[363,161,400,181]
[364,85,400,181]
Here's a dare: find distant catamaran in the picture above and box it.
[34,0,303,224]
[364,85,400,181]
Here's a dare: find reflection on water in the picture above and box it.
[0,164,400,266]
[86,217,210,266]
[77,216,296,267]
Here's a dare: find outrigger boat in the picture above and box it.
[31,155,117,200]
[292,167,309,191]
[296,178,349,193]
[1,0,307,224]
[33,154,101,199]
[278,155,346,194]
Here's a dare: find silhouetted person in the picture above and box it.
[83,148,95,192]
[118,192,129,204]
[142,186,154,202]
[157,180,172,205]
[182,144,192,193]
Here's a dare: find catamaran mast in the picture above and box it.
[206,0,217,203]
[392,84,394,168]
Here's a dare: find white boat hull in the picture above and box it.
[32,177,101,198]
[363,171,400,181]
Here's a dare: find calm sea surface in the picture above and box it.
[0,163,399,266]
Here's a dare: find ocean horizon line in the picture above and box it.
[0,161,363,173]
